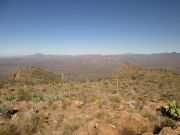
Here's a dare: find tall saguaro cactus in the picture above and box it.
[65,76,68,91]
[61,72,64,85]
[116,73,119,95]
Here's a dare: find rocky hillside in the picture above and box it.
[0,65,180,135]
[11,66,61,83]
[111,63,180,102]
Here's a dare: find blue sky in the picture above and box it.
[0,0,180,56]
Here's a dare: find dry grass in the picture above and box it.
[0,64,180,134]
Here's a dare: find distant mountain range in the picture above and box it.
[0,52,180,81]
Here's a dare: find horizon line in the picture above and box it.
[0,51,179,58]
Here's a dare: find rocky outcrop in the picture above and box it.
[158,126,180,135]
[12,66,61,83]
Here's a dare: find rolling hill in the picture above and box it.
[11,66,61,83]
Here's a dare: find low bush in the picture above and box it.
[0,104,10,117]
[109,95,121,103]
[17,89,32,101]
[21,114,47,135]
[48,93,60,104]
[31,91,44,102]
[0,124,20,135]
[62,118,83,135]
[2,94,15,101]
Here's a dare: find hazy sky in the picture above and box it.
[0,0,180,56]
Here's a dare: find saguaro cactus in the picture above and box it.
[61,72,64,84]
[116,73,119,94]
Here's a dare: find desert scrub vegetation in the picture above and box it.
[0,104,10,117]
[16,114,47,135]
[0,113,47,135]
[16,89,32,101]
[12,66,62,84]
[0,65,179,135]
[96,111,114,124]
[109,64,180,102]
[31,91,44,102]
[48,93,61,104]
[2,94,15,101]
[61,117,85,135]
[28,114,47,129]
[109,95,122,103]
[0,103,18,119]
[0,124,20,135]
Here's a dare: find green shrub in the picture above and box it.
[109,95,121,103]
[31,91,44,102]
[2,94,15,101]
[0,104,18,118]
[23,114,46,135]
[0,104,9,115]
[17,89,32,101]
[30,114,47,127]
[48,93,60,104]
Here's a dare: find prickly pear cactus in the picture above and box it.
[164,101,180,119]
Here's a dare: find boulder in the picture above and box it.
[71,100,84,107]
[97,123,120,135]
[158,126,180,135]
